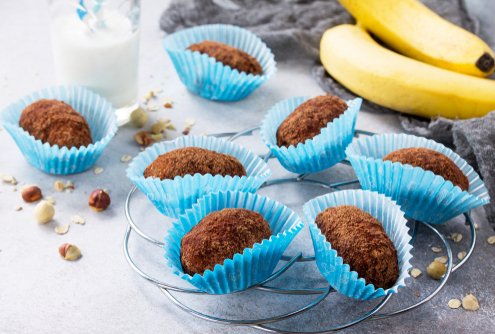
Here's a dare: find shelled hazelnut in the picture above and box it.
[33,200,55,223]
[58,243,81,261]
[88,189,111,211]
[427,261,447,280]
[22,186,42,202]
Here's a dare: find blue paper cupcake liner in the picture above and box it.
[0,85,118,174]
[260,96,362,174]
[163,190,304,294]
[303,189,412,300]
[126,135,272,218]
[162,24,277,101]
[345,133,490,224]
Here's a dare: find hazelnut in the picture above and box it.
[427,261,447,280]
[33,200,55,223]
[58,243,81,261]
[134,131,154,146]
[130,108,149,127]
[462,294,479,311]
[88,189,111,211]
[54,180,65,192]
[151,122,166,134]
[22,186,42,203]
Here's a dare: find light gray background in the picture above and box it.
[1,1,494,333]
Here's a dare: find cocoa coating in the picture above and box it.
[276,94,347,148]
[143,147,246,180]
[180,208,272,276]
[383,147,469,191]
[315,205,399,290]
[19,99,93,149]
[187,41,263,76]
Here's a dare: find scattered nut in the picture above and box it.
[151,134,163,141]
[33,200,55,223]
[414,291,420,297]
[164,97,173,104]
[71,215,85,225]
[55,223,70,235]
[65,189,72,194]
[88,189,111,211]
[147,105,160,111]
[166,124,176,131]
[488,236,495,245]
[474,223,479,231]
[182,127,190,135]
[121,155,132,162]
[432,247,442,253]
[450,233,462,243]
[58,243,81,261]
[462,294,479,311]
[164,102,172,108]
[427,261,447,280]
[12,187,17,192]
[54,180,65,192]
[14,206,22,211]
[151,122,166,134]
[185,118,195,127]
[65,180,73,188]
[458,251,467,261]
[22,186,42,203]
[448,299,462,309]
[157,117,170,124]
[410,268,422,278]
[130,108,149,127]
[434,256,448,264]
[134,131,154,146]
[94,167,104,175]
[46,196,55,205]
[1,173,15,183]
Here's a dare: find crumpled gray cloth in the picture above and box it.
[401,114,495,230]
[160,0,495,229]
[160,0,478,114]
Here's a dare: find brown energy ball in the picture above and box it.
[276,94,348,148]
[19,99,93,149]
[382,147,469,191]
[143,147,246,180]
[187,41,263,76]
[315,205,399,290]
[180,208,272,276]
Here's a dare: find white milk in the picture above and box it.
[51,13,139,108]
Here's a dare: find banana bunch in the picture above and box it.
[321,0,495,119]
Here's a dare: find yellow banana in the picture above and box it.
[320,25,495,119]
[337,0,494,77]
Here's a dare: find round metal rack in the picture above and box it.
[123,127,478,333]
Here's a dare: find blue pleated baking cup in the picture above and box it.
[303,189,412,300]
[126,135,272,218]
[0,85,117,174]
[259,96,362,174]
[162,24,277,101]
[345,133,489,224]
[163,190,304,294]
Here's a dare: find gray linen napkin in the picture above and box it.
[160,0,495,229]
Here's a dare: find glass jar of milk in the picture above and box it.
[49,0,140,125]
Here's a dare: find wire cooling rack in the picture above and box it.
[123,127,477,333]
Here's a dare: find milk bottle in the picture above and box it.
[50,0,140,125]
